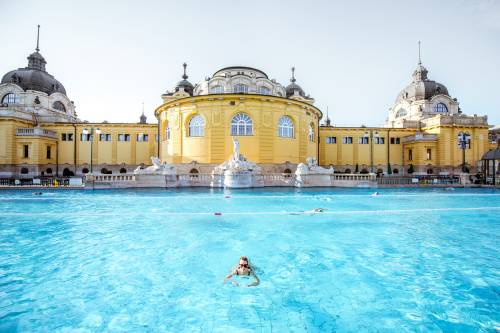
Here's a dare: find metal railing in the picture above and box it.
[377,175,461,186]
[0,177,76,187]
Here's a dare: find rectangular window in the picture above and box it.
[408,149,413,161]
[137,134,149,142]
[325,136,336,144]
[426,148,432,160]
[118,134,130,142]
[23,145,29,158]
[62,133,67,141]
[81,134,92,141]
[68,133,73,141]
[342,136,353,144]
[390,137,400,144]
[155,134,159,142]
[375,137,385,144]
[46,146,51,159]
[358,137,369,144]
[100,134,112,141]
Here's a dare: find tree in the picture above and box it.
[387,163,392,175]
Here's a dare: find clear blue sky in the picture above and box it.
[1,0,499,126]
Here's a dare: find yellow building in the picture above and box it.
[0,39,496,179]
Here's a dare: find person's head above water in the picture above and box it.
[238,256,250,268]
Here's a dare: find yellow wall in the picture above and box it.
[319,127,416,171]
[156,94,321,165]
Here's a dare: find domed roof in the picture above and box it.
[395,62,449,103]
[285,67,305,98]
[173,63,193,96]
[482,147,500,160]
[1,27,66,95]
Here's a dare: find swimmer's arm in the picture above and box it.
[224,270,236,283]
[246,271,260,287]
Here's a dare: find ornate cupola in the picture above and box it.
[285,67,306,98]
[174,63,194,96]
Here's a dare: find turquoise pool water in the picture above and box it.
[0,188,499,332]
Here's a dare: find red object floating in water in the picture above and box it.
[214,212,222,216]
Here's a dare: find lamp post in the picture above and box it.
[457,131,470,173]
[82,127,101,174]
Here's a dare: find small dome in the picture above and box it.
[173,63,193,96]
[285,67,305,98]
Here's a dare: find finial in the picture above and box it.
[36,25,40,52]
[182,63,188,80]
[418,40,421,65]
[142,101,145,115]
[290,66,296,83]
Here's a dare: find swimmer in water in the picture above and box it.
[371,192,380,197]
[224,256,260,287]
[290,208,327,215]
[32,192,43,196]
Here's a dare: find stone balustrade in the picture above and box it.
[16,127,57,139]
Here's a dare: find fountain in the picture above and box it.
[212,138,263,188]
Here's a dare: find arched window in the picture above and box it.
[433,103,448,113]
[1,93,19,104]
[82,168,89,174]
[20,167,29,174]
[210,85,224,94]
[46,168,53,174]
[344,168,352,174]
[427,169,433,175]
[278,116,294,138]
[189,168,199,178]
[188,115,205,137]
[101,168,109,174]
[233,84,248,94]
[257,86,270,95]
[393,168,399,174]
[53,101,66,112]
[283,168,292,178]
[231,113,253,136]
[396,108,407,118]
[308,124,315,142]
[63,168,73,177]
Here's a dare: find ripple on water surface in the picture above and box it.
[0,187,499,332]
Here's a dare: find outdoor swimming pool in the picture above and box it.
[0,188,499,332]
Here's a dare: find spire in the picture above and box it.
[182,62,188,80]
[412,40,428,82]
[290,66,296,83]
[418,40,421,65]
[325,106,331,126]
[27,24,46,71]
[36,25,40,52]
[139,102,147,123]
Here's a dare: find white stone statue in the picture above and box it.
[295,157,334,175]
[134,156,176,175]
[233,137,240,160]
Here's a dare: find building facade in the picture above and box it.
[0,37,497,179]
